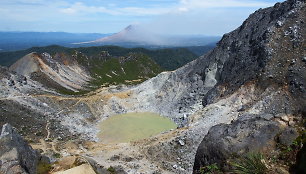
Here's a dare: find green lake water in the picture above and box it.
[98,112,177,144]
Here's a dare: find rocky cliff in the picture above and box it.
[191,0,305,172]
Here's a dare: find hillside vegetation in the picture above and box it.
[76,51,162,87]
[0,45,200,70]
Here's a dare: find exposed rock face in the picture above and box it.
[192,0,306,172]
[0,66,74,142]
[0,123,38,174]
[202,0,306,108]
[9,52,91,92]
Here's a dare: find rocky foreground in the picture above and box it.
[0,0,305,173]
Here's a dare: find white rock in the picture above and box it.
[281,115,290,122]
[178,140,185,146]
[289,121,295,126]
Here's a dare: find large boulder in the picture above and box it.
[0,123,38,174]
[193,116,284,173]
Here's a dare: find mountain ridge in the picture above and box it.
[0,45,203,70]
[8,50,163,94]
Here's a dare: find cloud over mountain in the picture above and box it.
[0,0,283,34]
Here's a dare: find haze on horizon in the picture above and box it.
[0,0,284,36]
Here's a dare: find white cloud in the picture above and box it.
[141,0,280,35]
[0,0,281,33]
[58,0,274,16]
[119,7,172,15]
[59,2,119,15]
[4,0,45,4]
[59,2,172,16]
[1,0,275,19]
[178,7,189,12]
[60,7,77,14]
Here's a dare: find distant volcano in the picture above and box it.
[75,24,220,47]
[92,25,164,44]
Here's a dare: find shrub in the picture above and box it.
[53,153,61,158]
[37,161,52,174]
[107,166,116,174]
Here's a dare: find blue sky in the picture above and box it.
[0,0,284,35]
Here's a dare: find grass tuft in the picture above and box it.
[230,153,268,174]
[199,163,221,174]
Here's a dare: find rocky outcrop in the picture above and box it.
[193,115,288,171]
[0,123,38,174]
[193,113,302,173]
[193,0,305,172]
[201,0,306,108]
